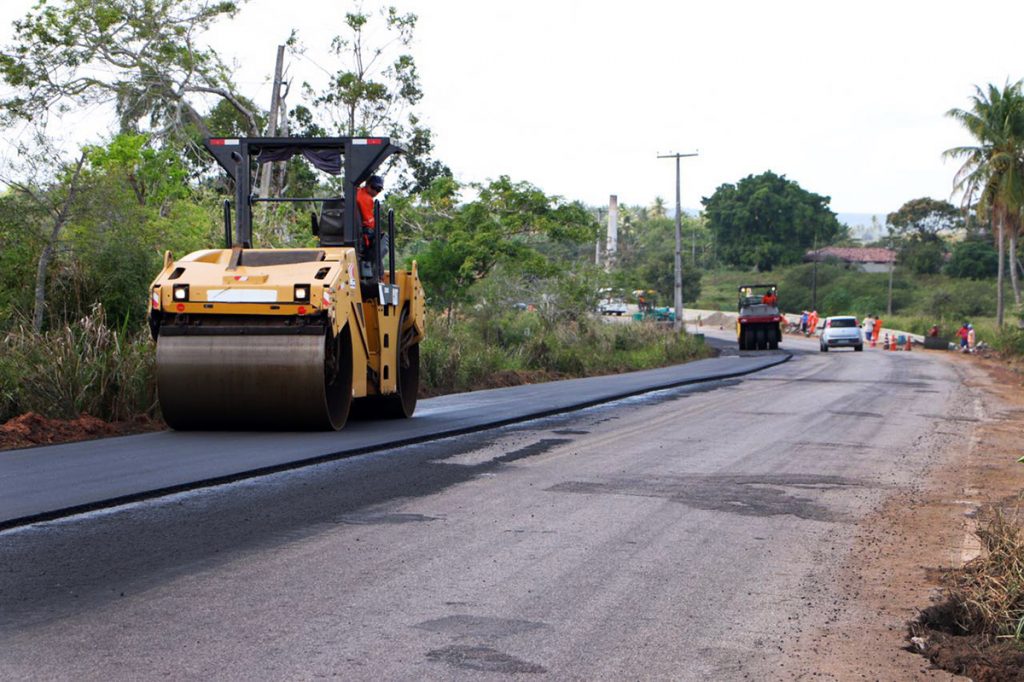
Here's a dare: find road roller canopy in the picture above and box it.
[204,136,405,249]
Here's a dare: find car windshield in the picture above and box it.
[830,318,857,328]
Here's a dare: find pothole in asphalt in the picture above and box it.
[548,474,866,522]
[425,645,547,674]
[497,438,572,463]
[415,614,547,638]
[827,411,883,418]
[337,512,439,525]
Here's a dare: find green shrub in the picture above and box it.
[946,239,999,279]
[885,315,941,337]
[419,307,710,396]
[991,327,1024,356]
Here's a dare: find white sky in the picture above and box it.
[2,0,1022,215]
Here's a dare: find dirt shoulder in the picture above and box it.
[0,413,163,451]
[783,351,1024,679]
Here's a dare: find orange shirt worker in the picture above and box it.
[356,174,384,232]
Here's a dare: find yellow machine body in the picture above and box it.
[149,246,425,430]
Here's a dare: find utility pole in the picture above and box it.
[811,233,818,311]
[657,151,698,331]
[260,45,286,199]
[606,195,618,271]
[887,256,894,316]
[885,232,895,316]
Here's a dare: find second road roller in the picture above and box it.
[736,283,782,351]
[148,136,425,430]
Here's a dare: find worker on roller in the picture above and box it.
[761,288,777,306]
[356,174,387,266]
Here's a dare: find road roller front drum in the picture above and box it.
[156,326,354,431]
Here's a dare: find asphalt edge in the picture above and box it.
[0,352,792,532]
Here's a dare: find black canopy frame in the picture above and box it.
[203,136,405,249]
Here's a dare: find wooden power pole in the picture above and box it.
[260,45,286,199]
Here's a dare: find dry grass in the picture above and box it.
[947,503,1024,640]
[0,304,156,422]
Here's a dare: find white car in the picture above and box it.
[598,298,628,316]
[820,316,864,352]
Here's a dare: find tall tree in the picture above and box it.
[886,197,963,238]
[701,171,843,271]
[0,146,86,331]
[413,176,596,317]
[311,6,449,192]
[885,197,960,276]
[945,80,1024,324]
[0,0,255,141]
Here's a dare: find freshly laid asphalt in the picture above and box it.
[0,348,788,529]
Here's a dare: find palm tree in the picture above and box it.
[650,196,667,219]
[945,80,1024,326]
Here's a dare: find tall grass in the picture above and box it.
[990,326,1024,356]
[421,309,710,396]
[944,506,1024,640]
[0,304,156,422]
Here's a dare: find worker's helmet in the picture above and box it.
[368,175,384,191]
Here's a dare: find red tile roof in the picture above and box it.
[805,247,896,263]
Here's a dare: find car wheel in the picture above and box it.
[820,343,828,352]
[855,344,863,351]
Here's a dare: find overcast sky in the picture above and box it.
[2,0,1022,215]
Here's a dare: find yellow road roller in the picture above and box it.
[148,136,425,430]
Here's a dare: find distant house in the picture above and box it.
[804,247,896,273]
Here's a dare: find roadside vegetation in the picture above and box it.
[911,504,1024,678]
[421,309,709,397]
[0,0,1021,432]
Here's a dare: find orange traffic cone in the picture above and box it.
[870,334,877,348]
[905,335,912,351]
[890,335,897,351]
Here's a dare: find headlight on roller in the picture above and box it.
[294,284,310,302]
[173,284,189,301]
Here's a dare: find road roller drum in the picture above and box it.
[156,332,353,430]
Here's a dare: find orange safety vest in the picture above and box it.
[357,186,375,230]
